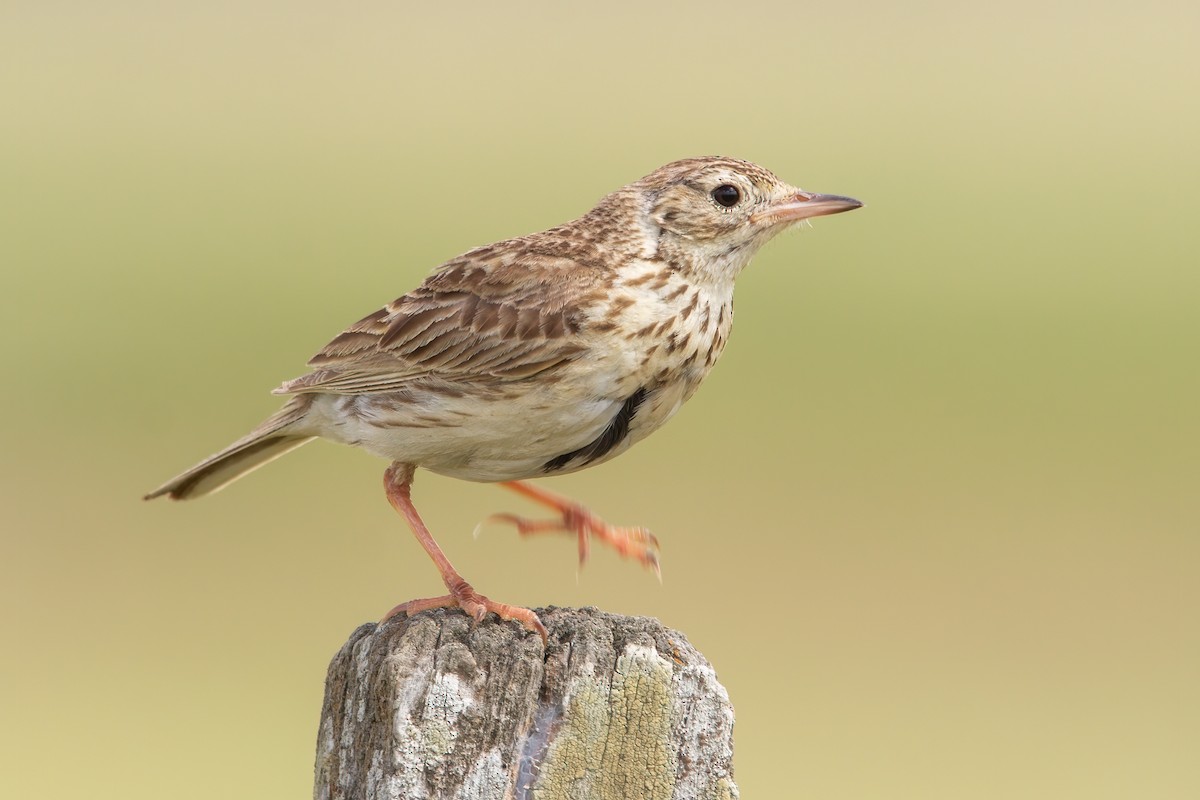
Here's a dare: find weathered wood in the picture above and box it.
[314,607,738,800]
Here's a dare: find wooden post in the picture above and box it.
[314,607,739,800]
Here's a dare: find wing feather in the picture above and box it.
[275,252,601,396]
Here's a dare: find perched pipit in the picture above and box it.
[146,157,861,640]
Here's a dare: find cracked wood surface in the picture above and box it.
[314,607,738,800]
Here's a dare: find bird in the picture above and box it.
[145,156,862,641]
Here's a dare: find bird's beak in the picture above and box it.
[751,191,863,225]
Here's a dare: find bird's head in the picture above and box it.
[629,156,862,283]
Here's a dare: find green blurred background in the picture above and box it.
[2,2,1197,797]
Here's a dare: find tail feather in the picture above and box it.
[144,397,316,501]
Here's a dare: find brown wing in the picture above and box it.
[274,254,600,396]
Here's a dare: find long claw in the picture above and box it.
[646,551,662,583]
[487,513,564,535]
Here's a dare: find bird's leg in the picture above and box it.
[490,481,660,577]
[380,463,547,642]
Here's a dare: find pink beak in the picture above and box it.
[751,191,863,225]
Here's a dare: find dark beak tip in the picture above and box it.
[821,193,863,210]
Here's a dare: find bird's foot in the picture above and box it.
[488,482,660,578]
[487,511,661,576]
[381,581,548,644]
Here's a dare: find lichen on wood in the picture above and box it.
[314,607,738,800]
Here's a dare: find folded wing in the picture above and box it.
[275,255,599,396]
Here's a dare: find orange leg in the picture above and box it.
[491,481,661,578]
[380,463,547,643]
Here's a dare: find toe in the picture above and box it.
[491,602,549,644]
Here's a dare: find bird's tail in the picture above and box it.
[144,396,317,501]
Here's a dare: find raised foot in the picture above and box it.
[486,504,661,579]
[381,583,548,644]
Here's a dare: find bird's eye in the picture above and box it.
[711,184,741,208]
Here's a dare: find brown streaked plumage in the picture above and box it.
[145,156,862,641]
